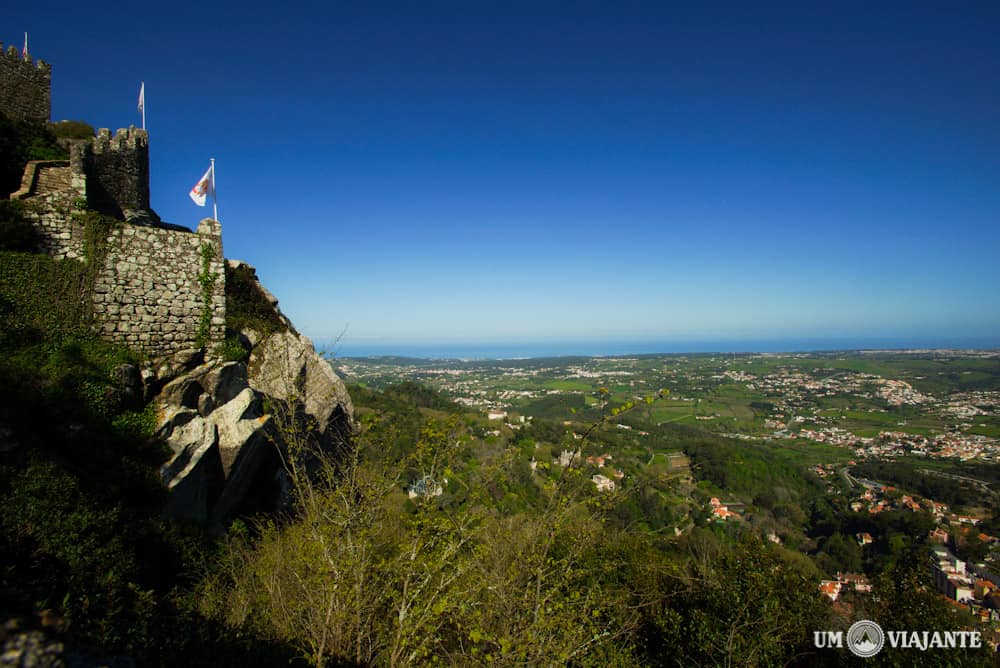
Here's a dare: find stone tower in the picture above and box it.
[0,43,51,123]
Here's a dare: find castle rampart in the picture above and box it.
[0,44,50,123]
[12,158,88,260]
[91,218,226,357]
[13,128,153,221]
[5,51,226,361]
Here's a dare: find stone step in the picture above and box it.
[33,164,72,193]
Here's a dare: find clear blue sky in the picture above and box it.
[8,1,1000,352]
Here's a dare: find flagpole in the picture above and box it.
[210,158,218,221]
[140,81,146,130]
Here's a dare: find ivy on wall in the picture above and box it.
[196,241,218,348]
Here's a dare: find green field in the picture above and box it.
[541,379,594,392]
[338,351,999,463]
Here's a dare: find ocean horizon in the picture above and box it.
[320,336,1000,361]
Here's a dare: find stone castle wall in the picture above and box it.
[14,162,227,359]
[4,51,226,361]
[92,219,226,358]
[12,128,153,222]
[0,44,50,123]
[13,154,89,260]
[87,127,151,218]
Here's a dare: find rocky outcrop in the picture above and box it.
[248,329,354,439]
[151,265,353,526]
[0,617,134,668]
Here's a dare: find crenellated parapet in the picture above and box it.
[92,126,149,153]
[0,43,51,122]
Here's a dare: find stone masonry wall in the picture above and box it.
[13,158,89,260]
[91,218,226,358]
[0,45,50,123]
[12,137,226,360]
[87,127,150,218]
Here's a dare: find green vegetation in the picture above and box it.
[49,119,95,141]
[681,427,823,501]
[198,387,843,667]
[196,241,219,347]
[0,113,66,195]
[0,200,39,251]
[224,262,288,336]
[0,226,295,665]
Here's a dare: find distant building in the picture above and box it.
[408,475,444,500]
[554,449,580,468]
[819,580,843,602]
[837,572,872,593]
[592,474,615,492]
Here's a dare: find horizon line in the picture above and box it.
[328,340,1000,362]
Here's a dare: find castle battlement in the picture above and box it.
[93,126,149,153]
[0,43,51,74]
[0,43,51,123]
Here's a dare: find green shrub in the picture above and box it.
[0,250,89,342]
[50,119,95,140]
[0,113,66,195]
[0,200,40,251]
[218,332,250,363]
[112,406,157,443]
[224,263,287,336]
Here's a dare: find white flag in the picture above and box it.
[189,164,215,206]
[22,32,28,59]
[137,82,144,114]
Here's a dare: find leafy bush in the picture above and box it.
[218,332,250,362]
[50,119,95,140]
[0,250,89,343]
[224,263,287,337]
[0,112,66,195]
[0,200,40,251]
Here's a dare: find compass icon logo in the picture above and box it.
[847,620,885,658]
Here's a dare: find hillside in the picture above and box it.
[0,115,352,665]
[2,61,996,667]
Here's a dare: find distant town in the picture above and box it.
[337,349,1000,638]
[337,349,999,461]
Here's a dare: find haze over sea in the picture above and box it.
[329,336,1000,361]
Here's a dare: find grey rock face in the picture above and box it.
[111,363,143,408]
[201,362,248,407]
[151,268,353,526]
[160,416,223,523]
[0,629,64,668]
[248,330,354,437]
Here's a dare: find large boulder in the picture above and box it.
[247,329,354,439]
[207,387,276,524]
[152,262,354,526]
[156,371,277,524]
[160,415,223,523]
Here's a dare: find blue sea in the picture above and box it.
[321,336,1000,361]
